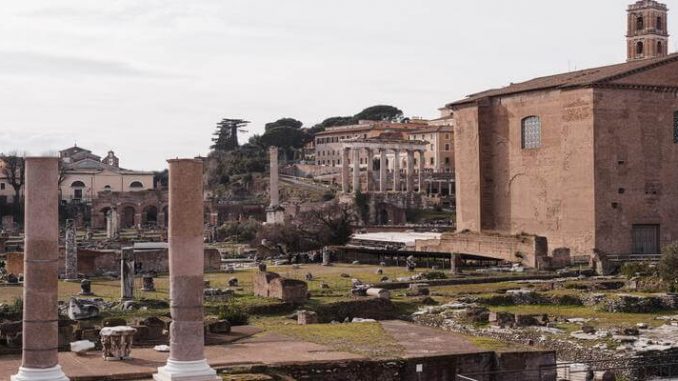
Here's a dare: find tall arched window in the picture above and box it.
[636,16,644,30]
[521,116,541,149]
[657,17,663,31]
[636,41,644,56]
[658,41,663,55]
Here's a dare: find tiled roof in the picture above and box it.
[447,52,678,107]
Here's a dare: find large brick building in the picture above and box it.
[422,0,678,266]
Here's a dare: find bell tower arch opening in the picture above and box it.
[627,0,669,61]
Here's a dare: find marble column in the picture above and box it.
[379,149,387,192]
[106,211,113,239]
[406,149,414,193]
[269,147,279,207]
[12,157,69,381]
[365,148,374,192]
[352,148,360,193]
[392,149,400,192]
[154,159,218,381]
[418,151,425,194]
[120,247,134,301]
[111,208,119,237]
[341,148,350,193]
[64,219,77,280]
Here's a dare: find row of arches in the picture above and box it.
[99,204,168,229]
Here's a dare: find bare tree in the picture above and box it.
[0,152,26,222]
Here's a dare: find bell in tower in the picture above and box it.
[627,0,669,61]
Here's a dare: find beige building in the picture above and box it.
[59,146,154,202]
[314,119,454,174]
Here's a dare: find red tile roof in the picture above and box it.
[447,52,678,107]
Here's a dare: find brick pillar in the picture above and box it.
[379,149,387,192]
[393,149,400,192]
[12,157,69,381]
[154,159,219,381]
[352,148,360,193]
[406,149,414,193]
[269,147,279,206]
[341,148,350,193]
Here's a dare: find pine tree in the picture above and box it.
[211,119,250,151]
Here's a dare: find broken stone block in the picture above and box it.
[297,310,318,325]
[228,277,239,287]
[70,340,95,355]
[68,298,100,320]
[582,325,596,334]
[489,311,516,327]
[464,307,490,324]
[207,319,231,334]
[366,288,390,299]
[103,317,127,327]
[375,268,383,275]
[79,279,93,296]
[142,275,155,292]
[340,273,350,278]
[515,314,540,327]
[0,320,22,347]
[253,271,308,303]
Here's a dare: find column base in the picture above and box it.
[153,359,220,381]
[11,366,69,381]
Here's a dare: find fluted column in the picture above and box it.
[365,148,374,192]
[341,148,349,193]
[12,157,69,381]
[352,148,360,193]
[406,149,414,193]
[379,149,387,192]
[154,159,218,381]
[418,150,425,194]
[393,149,400,192]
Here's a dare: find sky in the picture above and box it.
[1,0,676,170]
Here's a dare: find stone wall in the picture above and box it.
[416,230,547,268]
[258,351,555,381]
[6,247,221,276]
[593,85,678,255]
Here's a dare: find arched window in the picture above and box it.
[658,41,663,55]
[657,17,663,31]
[637,16,644,30]
[521,116,541,149]
[636,41,644,56]
[103,185,112,192]
[70,180,85,188]
[129,181,144,188]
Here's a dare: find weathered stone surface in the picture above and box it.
[206,319,231,334]
[100,326,136,360]
[297,310,319,325]
[253,271,308,303]
[68,297,100,320]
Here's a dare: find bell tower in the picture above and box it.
[627,0,669,61]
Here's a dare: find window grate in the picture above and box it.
[521,116,541,149]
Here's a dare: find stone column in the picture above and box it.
[12,157,69,381]
[269,147,279,207]
[341,148,350,193]
[379,150,387,192]
[64,219,77,280]
[451,253,457,274]
[352,148,360,193]
[392,149,400,192]
[120,247,134,301]
[154,159,218,381]
[106,211,113,238]
[365,148,374,192]
[418,151,425,194]
[406,149,414,193]
[111,208,119,237]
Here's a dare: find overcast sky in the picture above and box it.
[1,0,675,170]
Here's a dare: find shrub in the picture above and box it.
[659,242,678,290]
[422,271,448,280]
[218,304,249,326]
[620,262,654,279]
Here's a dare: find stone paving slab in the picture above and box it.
[0,331,364,381]
[0,321,492,380]
[380,320,485,357]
